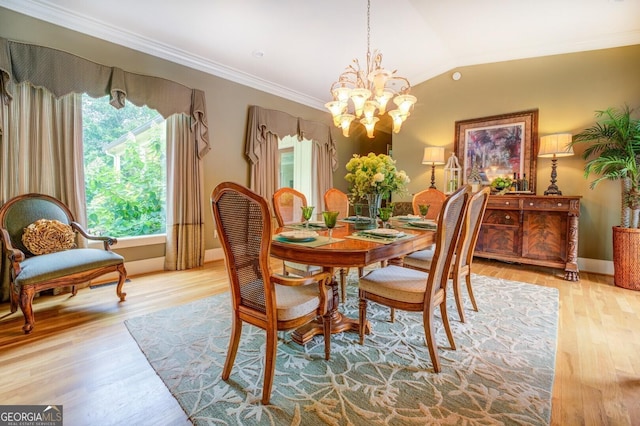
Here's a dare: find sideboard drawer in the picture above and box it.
[522,198,578,212]
[487,197,521,209]
[482,209,520,227]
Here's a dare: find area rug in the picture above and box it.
[125,273,558,425]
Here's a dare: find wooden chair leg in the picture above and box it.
[453,273,466,323]
[358,297,368,345]
[466,273,478,312]
[261,328,278,405]
[19,286,36,334]
[423,304,441,373]
[358,267,364,277]
[440,299,456,350]
[10,285,18,313]
[222,315,242,381]
[390,308,395,323]
[115,263,127,301]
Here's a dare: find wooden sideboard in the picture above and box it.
[475,195,581,281]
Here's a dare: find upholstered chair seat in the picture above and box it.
[359,265,429,304]
[0,193,127,334]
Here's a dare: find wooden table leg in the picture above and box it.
[291,273,370,345]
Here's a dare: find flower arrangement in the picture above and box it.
[345,153,410,200]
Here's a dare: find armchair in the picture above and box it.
[0,193,127,334]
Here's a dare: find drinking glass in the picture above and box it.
[322,211,339,241]
[301,206,314,228]
[418,204,430,220]
[379,207,393,228]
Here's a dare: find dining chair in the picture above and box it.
[412,188,446,220]
[323,188,350,219]
[211,182,332,405]
[358,185,470,373]
[323,187,359,302]
[403,187,490,323]
[272,187,323,277]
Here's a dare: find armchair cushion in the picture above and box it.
[22,219,76,255]
[14,248,125,287]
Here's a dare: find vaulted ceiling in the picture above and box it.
[2,0,640,111]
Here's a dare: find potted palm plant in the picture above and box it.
[570,105,640,290]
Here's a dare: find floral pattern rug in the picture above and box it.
[125,273,558,425]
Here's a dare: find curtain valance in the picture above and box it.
[0,37,209,158]
[245,105,337,171]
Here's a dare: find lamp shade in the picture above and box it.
[538,134,574,158]
[422,147,445,165]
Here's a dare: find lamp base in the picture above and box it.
[544,157,563,196]
[429,164,437,189]
[544,186,563,196]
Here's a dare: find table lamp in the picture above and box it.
[538,133,574,195]
[422,147,446,189]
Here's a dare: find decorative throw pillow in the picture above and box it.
[22,219,76,255]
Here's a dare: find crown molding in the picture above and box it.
[0,0,327,111]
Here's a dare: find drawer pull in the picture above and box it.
[529,202,534,206]
[558,203,562,207]
[505,215,511,220]
[505,201,510,205]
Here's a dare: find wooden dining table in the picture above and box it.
[270,221,436,345]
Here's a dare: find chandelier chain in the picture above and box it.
[367,0,371,55]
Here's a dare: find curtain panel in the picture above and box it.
[245,105,337,201]
[0,37,210,280]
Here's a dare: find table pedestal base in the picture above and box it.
[291,275,370,345]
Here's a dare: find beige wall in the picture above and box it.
[2,7,639,263]
[393,46,640,261]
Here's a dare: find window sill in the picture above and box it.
[87,234,165,249]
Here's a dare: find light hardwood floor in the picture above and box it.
[1,259,639,425]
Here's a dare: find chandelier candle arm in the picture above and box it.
[326,0,417,138]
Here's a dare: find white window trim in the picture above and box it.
[87,233,166,249]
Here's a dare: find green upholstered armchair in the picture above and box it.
[0,193,127,334]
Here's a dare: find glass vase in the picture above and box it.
[367,193,383,229]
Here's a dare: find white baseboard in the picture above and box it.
[92,248,225,284]
[578,257,614,276]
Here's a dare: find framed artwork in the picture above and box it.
[454,109,538,194]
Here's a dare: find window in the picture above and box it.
[82,95,167,238]
[278,135,315,205]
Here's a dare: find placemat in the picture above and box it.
[401,223,437,231]
[286,223,344,230]
[346,232,416,245]
[272,235,344,247]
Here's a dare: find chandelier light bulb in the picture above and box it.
[388,110,405,134]
[360,116,379,138]
[339,114,356,137]
[393,94,417,115]
[350,88,371,117]
[368,69,392,97]
[332,86,351,103]
[375,90,394,115]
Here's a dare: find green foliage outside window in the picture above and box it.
[82,95,166,237]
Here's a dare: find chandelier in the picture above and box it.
[325,0,417,139]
